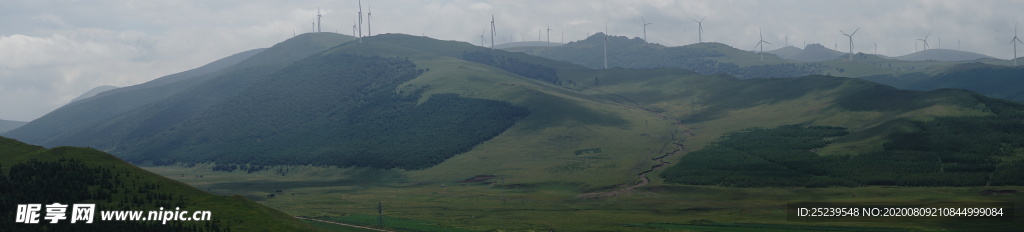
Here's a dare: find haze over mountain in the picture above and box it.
[894,48,995,61]
[769,43,846,62]
[69,85,119,103]
[0,119,26,134]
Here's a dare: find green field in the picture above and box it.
[145,164,1023,231]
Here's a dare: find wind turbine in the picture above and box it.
[352,18,357,37]
[693,17,705,43]
[316,7,322,33]
[547,24,553,46]
[642,17,652,43]
[841,27,859,61]
[755,30,771,62]
[917,33,930,50]
[480,30,487,46]
[490,15,496,50]
[358,0,363,43]
[367,5,372,36]
[1013,23,1024,66]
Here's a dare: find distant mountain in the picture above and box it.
[765,46,803,60]
[496,41,564,49]
[894,49,994,61]
[0,136,319,231]
[861,63,1024,102]
[788,43,846,62]
[0,119,26,133]
[6,33,355,145]
[70,85,118,103]
[520,33,825,78]
[7,33,530,171]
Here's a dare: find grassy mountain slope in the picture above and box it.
[5,33,356,147]
[765,45,803,60]
[861,63,1024,102]
[554,68,992,159]
[0,136,319,231]
[0,119,26,134]
[895,48,994,61]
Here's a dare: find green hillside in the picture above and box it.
[861,63,1024,102]
[5,33,356,146]
[0,136,319,231]
[120,53,528,170]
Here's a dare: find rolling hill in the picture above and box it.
[895,48,994,61]
[764,45,803,60]
[783,43,846,62]
[0,119,26,134]
[0,136,319,231]
[518,33,825,78]
[5,33,356,146]
[861,63,1024,102]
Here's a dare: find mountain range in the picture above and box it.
[6,32,1023,188]
[5,32,1024,231]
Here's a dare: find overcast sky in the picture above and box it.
[2,0,1023,122]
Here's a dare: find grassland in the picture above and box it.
[145,163,1023,231]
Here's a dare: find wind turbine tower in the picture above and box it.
[358,0,363,43]
[490,15,496,50]
[694,17,705,43]
[480,30,487,46]
[642,17,652,42]
[547,24,553,46]
[367,5,372,36]
[1013,23,1024,66]
[755,30,771,62]
[317,7,322,33]
[841,27,859,61]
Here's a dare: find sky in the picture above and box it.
[2,0,1023,122]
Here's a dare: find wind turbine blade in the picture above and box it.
[852,27,859,36]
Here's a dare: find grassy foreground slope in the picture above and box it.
[0,136,319,232]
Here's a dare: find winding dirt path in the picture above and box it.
[295,216,394,232]
[575,110,691,199]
